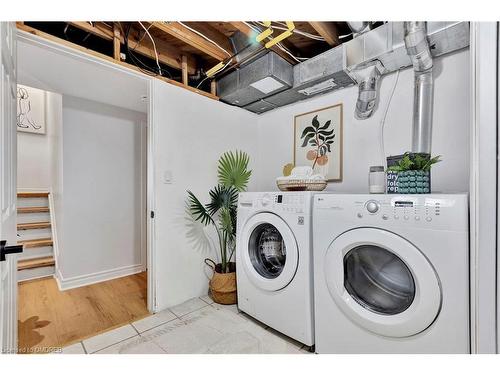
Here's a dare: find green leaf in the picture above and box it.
[187,191,214,226]
[300,126,316,138]
[206,185,238,216]
[312,115,320,129]
[217,150,252,192]
[318,129,334,137]
[319,119,331,131]
[301,133,315,147]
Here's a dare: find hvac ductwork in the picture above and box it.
[404,21,434,154]
[349,61,384,119]
[217,22,469,114]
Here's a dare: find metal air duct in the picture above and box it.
[404,21,434,154]
[217,22,469,114]
[349,61,384,119]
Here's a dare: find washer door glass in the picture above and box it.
[248,223,286,279]
[344,245,415,315]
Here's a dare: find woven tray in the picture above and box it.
[276,179,327,192]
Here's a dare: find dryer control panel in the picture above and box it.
[314,194,469,231]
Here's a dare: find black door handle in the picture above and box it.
[0,240,23,262]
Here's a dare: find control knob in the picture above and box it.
[261,194,272,207]
[366,200,380,214]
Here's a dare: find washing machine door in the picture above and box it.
[325,227,441,338]
[241,212,299,291]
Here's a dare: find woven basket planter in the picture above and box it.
[206,260,237,305]
[393,170,431,194]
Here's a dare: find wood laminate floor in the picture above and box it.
[18,272,149,353]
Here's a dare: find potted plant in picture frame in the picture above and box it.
[187,150,252,305]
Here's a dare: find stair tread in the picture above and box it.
[17,206,50,213]
[17,221,51,230]
[17,192,49,198]
[18,238,53,248]
[18,256,55,270]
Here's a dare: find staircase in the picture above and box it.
[17,192,56,282]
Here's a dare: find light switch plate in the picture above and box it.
[163,170,173,184]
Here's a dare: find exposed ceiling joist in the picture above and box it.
[16,22,217,100]
[151,22,231,61]
[67,22,197,74]
[228,21,297,64]
[308,22,339,46]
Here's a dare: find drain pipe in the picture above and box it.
[404,21,434,154]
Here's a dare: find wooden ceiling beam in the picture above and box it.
[67,22,196,74]
[16,23,216,100]
[228,21,297,64]
[151,22,231,61]
[308,22,339,46]
[68,22,114,40]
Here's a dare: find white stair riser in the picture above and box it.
[18,266,55,282]
[17,212,51,223]
[18,246,54,261]
[17,227,52,241]
[17,197,49,208]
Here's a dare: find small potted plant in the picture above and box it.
[187,150,251,304]
[387,152,441,194]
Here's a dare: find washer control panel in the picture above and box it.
[239,192,310,214]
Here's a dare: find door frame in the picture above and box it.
[469,22,498,354]
[15,28,158,313]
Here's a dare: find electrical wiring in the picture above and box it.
[132,22,154,50]
[266,21,326,41]
[176,21,232,57]
[122,23,172,79]
[379,70,401,169]
[196,59,231,89]
[244,22,308,62]
[138,21,162,75]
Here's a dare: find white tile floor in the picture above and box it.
[60,295,313,354]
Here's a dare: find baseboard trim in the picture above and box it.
[56,264,146,291]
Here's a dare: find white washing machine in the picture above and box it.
[236,192,315,346]
[313,194,469,353]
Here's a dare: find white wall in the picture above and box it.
[17,90,62,190]
[255,49,471,194]
[57,96,147,289]
[152,80,259,310]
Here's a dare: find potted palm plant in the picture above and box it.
[187,150,252,304]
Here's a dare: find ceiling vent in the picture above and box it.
[217,52,293,107]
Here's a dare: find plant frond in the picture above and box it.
[206,185,239,216]
[187,190,214,226]
[217,150,252,192]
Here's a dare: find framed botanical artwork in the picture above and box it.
[17,84,46,134]
[294,103,343,182]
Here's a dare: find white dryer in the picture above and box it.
[313,194,469,353]
[236,192,315,346]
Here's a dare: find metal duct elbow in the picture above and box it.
[404,21,434,154]
[347,22,371,35]
[350,62,384,120]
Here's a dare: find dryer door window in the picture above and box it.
[344,245,415,315]
[324,228,441,338]
[248,224,286,279]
